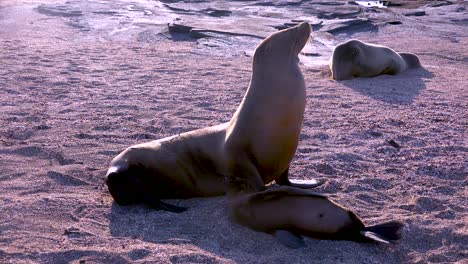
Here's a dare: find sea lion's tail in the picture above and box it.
[361,221,404,243]
[399,52,421,69]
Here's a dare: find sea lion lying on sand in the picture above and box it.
[105,22,321,212]
[330,39,421,80]
[227,178,404,248]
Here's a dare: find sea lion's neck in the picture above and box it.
[247,61,304,99]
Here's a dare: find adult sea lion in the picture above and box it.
[105,22,319,212]
[223,21,319,191]
[227,178,404,248]
[330,39,421,80]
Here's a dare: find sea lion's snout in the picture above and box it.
[297,22,311,37]
[294,22,311,54]
[105,166,141,205]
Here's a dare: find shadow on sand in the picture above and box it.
[107,198,237,263]
[339,67,434,104]
[106,199,416,263]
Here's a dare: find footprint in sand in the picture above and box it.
[414,196,446,213]
[70,205,88,222]
[357,178,393,190]
[47,171,88,186]
[128,249,151,261]
[417,165,466,181]
[5,128,34,140]
[63,227,92,239]
[434,210,456,220]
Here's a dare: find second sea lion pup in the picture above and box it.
[330,39,421,80]
[227,178,404,248]
[223,21,321,192]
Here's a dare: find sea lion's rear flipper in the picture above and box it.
[145,194,188,213]
[361,221,404,243]
[274,230,306,249]
[360,231,391,244]
[399,52,421,69]
[276,167,325,189]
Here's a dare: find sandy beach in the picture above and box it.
[0,0,467,263]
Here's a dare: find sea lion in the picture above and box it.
[223,21,318,191]
[330,39,421,80]
[105,22,320,212]
[227,178,404,248]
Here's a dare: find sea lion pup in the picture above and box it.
[105,22,320,213]
[227,178,404,248]
[330,39,421,80]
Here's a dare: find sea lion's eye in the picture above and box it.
[319,213,324,218]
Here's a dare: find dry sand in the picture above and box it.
[0,0,467,263]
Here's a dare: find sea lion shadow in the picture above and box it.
[106,200,418,262]
[340,67,434,105]
[107,197,314,262]
[107,198,247,262]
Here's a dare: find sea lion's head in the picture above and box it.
[331,39,363,80]
[253,22,311,65]
[105,165,143,205]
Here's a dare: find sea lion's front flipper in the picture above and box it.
[274,230,306,249]
[145,194,188,213]
[276,167,325,189]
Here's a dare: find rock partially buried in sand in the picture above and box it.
[330,39,421,80]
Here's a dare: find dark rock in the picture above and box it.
[168,23,192,34]
[322,18,378,35]
[204,8,232,17]
[189,30,212,39]
[35,124,51,130]
[301,52,320,57]
[387,2,402,7]
[405,11,426,17]
[426,1,453,8]
[387,139,400,149]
